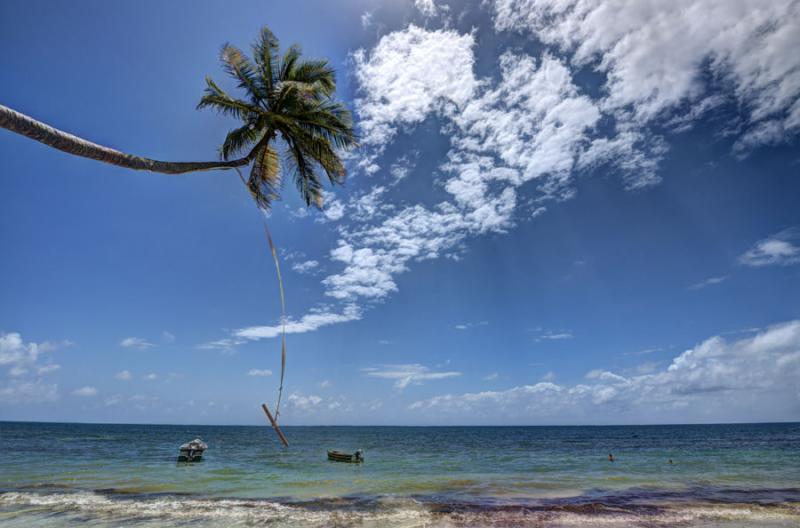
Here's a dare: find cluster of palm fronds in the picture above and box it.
[197,27,357,210]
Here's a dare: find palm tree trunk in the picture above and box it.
[0,104,250,174]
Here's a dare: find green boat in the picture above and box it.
[327,449,364,463]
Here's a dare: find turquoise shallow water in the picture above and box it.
[1,421,799,526]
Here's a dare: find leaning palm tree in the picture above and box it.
[0,27,357,446]
[0,26,357,210]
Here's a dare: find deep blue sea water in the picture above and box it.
[1,421,799,526]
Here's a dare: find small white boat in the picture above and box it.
[177,438,207,462]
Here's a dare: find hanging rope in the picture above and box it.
[263,224,287,419]
[232,167,289,445]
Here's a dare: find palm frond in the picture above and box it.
[289,101,357,150]
[289,60,336,97]
[252,26,280,95]
[221,123,261,160]
[284,137,323,208]
[197,77,261,120]
[288,127,346,185]
[220,44,264,102]
[278,45,302,81]
[248,144,281,209]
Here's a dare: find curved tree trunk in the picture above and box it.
[0,104,250,174]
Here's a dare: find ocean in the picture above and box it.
[0,421,798,527]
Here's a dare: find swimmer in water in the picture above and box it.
[608,453,614,462]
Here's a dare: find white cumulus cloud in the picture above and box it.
[1,332,65,403]
[352,25,477,151]
[491,0,800,152]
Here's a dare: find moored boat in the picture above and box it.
[327,449,364,463]
[177,438,207,462]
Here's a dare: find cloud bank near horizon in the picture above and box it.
[410,320,800,424]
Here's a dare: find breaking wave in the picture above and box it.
[2,488,799,527]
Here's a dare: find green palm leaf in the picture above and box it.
[248,145,281,209]
[220,44,264,103]
[197,77,261,120]
[289,60,336,97]
[278,45,302,82]
[221,123,261,161]
[253,27,280,95]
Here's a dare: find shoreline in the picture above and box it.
[3,486,800,527]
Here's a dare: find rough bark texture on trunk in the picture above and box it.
[0,104,250,174]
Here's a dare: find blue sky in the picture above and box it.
[1,0,799,426]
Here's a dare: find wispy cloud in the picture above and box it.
[535,331,574,342]
[9,366,28,377]
[115,370,132,381]
[72,386,97,397]
[349,186,393,222]
[0,380,58,404]
[689,276,729,290]
[388,153,418,184]
[455,321,488,330]
[120,337,155,350]
[247,369,272,377]
[360,10,373,29]
[541,371,556,382]
[291,260,320,275]
[415,0,446,19]
[234,305,360,341]
[739,228,800,267]
[36,364,60,375]
[200,305,361,351]
[626,346,669,357]
[362,363,461,389]
[287,392,322,411]
[1,331,66,401]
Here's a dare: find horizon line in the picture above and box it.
[2,419,798,428]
